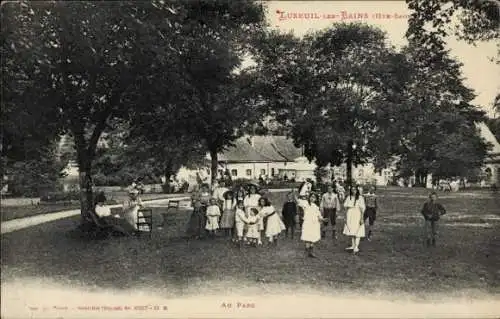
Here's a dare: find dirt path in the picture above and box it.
[0,197,190,235]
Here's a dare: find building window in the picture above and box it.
[231,169,238,177]
[260,169,266,176]
[271,168,275,176]
[246,169,252,177]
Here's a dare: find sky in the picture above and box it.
[254,0,499,117]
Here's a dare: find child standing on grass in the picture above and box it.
[259,197,286,245]
[245,208,262,246]
[297,193,327,258]
[220,191,236,237]
[205,198,221,237]
[363,185,378,241]
[282,192,298,239]
[234,200,247,245]
[421,192,446,247]
[343,186,366,254]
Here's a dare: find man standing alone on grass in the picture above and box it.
[421,192,446,247]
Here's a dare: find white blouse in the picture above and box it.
[343,196,366,213]
[243,194,261,208]
[206,205,221,217]
[95,205,111,217]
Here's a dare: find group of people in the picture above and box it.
[185,178,384,257]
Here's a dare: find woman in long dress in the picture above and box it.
[186,183,211,239]
[343,185,366,254]
[122,189,149,232]
[220,191,236,237]
[258,197,285,245]
[297,193,326,258]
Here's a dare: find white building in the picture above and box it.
[477,122,500,186]
[199,135,395,186]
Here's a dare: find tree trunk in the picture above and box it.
[77,159,94,224]
[346,141,353,188]
[209,147,218,189]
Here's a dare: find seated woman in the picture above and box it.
[94,192,136,236]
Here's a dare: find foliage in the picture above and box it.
[5,145,68,197]
[251,23,412,186]
[2,1,264,216]
[406,0,500,62]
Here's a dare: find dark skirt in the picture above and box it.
[186,206,207,237]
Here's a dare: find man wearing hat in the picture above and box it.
[122,188,148,232]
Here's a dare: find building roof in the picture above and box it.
[217,136,303,163]
[477,122,500,157]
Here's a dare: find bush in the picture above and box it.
[40,191,80,203]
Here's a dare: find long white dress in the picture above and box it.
[342,196,366,237]
[123,198,149,231]
[260,205,285,238]
[298,201,323,243]
[205,205,221,231]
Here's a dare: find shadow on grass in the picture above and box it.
[1,188,499,298]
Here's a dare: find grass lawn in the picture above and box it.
[1,187,499,301]
[0,192,188,222]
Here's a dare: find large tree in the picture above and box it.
[130,0,265,186]
[2,1,264,221]
[252,23,411,186]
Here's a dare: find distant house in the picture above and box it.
[201,135,394,185]
[214,135,305,180]
[477,122,500,186]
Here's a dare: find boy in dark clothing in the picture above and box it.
[421,192,446,247]
[282,192,298,238]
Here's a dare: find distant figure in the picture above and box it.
[363,185,378,241]
[205,198,221,237]
[421,192,446,247]
[283,174,289,181]
[122,189,148,232]
[335,180,345,202]
[343,186,366,254]
[281,192,298,238]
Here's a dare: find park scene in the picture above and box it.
[1,1,500,318]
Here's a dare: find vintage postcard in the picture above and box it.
[1,0,499,318]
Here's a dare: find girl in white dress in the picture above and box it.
[205,198,221,236]
[234,200,248,245]
[244,185,262,233]
[343,186,366,254]
[258,197,286,245]
[245,208,262,246]
[297,193,327,258]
